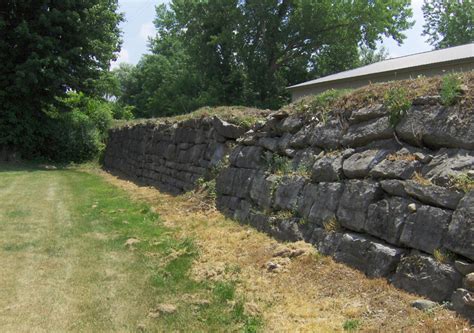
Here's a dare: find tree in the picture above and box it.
[422,0,474,49]
[0,0,122,156]
[149,0,413,110]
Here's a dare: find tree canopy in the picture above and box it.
[422,0,474,49]
[0,0,122,156]
[117,0,413,117]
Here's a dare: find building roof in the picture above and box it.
[287,43,474,90]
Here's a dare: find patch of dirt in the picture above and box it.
[98,170,472,332]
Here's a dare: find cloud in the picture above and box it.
[110,48,130,69]
[139,22,156,41]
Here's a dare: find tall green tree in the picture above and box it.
[422,0,474,49]
[0,0,122,155]
[147,0,413,110]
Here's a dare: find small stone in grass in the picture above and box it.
[411,299,438,311]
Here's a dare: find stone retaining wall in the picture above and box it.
[104,98,474,320]
[104,117,246,194]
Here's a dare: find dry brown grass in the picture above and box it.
[112,105,270,129]
[386,153,418,162]
[412,171,433,186]
[97,169,472,332]
[289,71,474,116]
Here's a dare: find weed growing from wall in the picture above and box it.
[440,74,462,106]
[385,87,411,128]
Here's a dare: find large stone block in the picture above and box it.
[273,176,306,211]
[333,233,405,277]
[399,205,452,254]
[305,182,344,228]
[348,104,387,124]
[422,148,474,186]
[342,116,393,147]
[343,149,388,179]
[366,197,413,245]
[311,153,344,182]
[337,180,383,232]
[229,146,265,169]
[370,158,421,180]
[444,191,474,261]
[309,120,343,149]
[212,116,246,139]
[249,173,278,211]
[404,180,463,210]
[396,105,474,150]
[391,253,462,302]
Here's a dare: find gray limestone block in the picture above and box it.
[216,167,237,196]
[370,158,421,180]
[306,182,345,228]
[366,197,414,245]
[309,120,343,149]
[422,148,474,186]
[280,116,304,133]
[342,116,393,147]
[231,168,258,198]
[451,289,474,322]
[404,180,464,210]
[209,143,227,167]
[269,218,305,242]
[310,228,344,256]
[273,176,306,211]
[380,180,409,198]
[396,105,474,150]
[399,205,452,254]
[212,116,246,139]
[392,253,462,302]
[343,149,389,179]
[229,145,265,169]
[277,133,293,152]
[337,180,383,232]
[444,191,474,261]
[312,153,344,182]
[289,125,311,148]
[249,173,278,211]
[334,233,405,278]
[259,137,279,152]
[348,104,387,124]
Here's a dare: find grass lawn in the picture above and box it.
[0,164,259,332]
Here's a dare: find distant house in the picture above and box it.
[287,43,474,101]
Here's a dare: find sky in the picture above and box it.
[112,0,432,69]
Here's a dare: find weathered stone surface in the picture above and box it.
[310,228,343,256]
[455,260,474,276]
[404,180,463,210]
[399,205,452,254]
[396,105,474,150]
[445,191,474,261]
[280,116,304,133]
[289,126,311,148]
[273,176,306,211]
[380,179,409,198]
[334,233,405,277]
[212,117,246,139]
[312,153,344,182]
[342,116,393,147]
[249,173,277,210]
[391,253,462,302]
[370,158,420,180]
[422,148,474,186]
[343,149,388,178]
[259,137,279,152]
[309,120,343,149]
[464,273,474,292]
[337,180,383,232]
[269,218,304,242]
[348,104,387,124]
[366,197,413,245]
[229,146,264,169]
[303,182,345,228]
[451,289,474,321]
[216,167,236,196]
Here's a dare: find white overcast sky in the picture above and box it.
[112,0,432,69]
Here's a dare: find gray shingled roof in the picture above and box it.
[288,43,474,90]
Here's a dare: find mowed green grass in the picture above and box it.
[0,164,260,332]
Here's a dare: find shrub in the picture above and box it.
[440,74,462,106]
[385,87,411,127]
[40,92,113,162]
[265,153,292,175]
[343,319,361,331]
